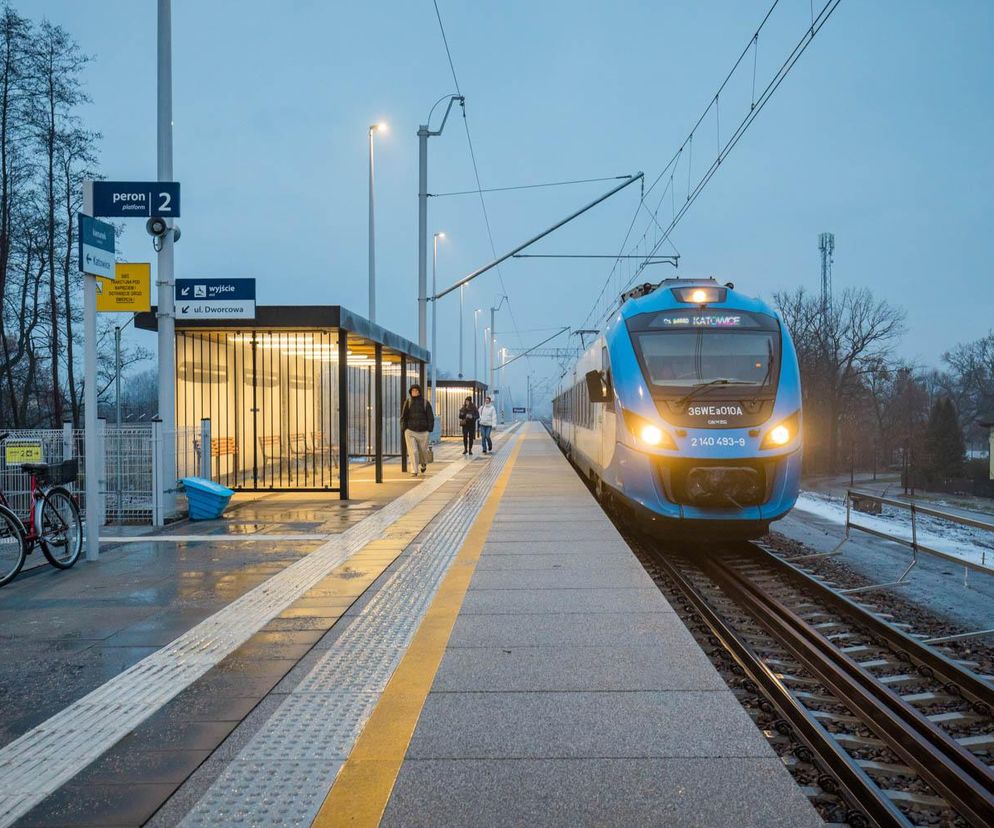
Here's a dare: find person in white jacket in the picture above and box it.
[478,396,497,454]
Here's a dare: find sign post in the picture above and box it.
[78,195,115,561]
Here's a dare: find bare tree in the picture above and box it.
[27,16,90,425]
[775,286,906,472]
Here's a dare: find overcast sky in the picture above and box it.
[20,0,994,408]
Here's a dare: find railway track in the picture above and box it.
[623,530,994,826]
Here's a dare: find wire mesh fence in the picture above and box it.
[0,427,83,521]
[0,424,198,526]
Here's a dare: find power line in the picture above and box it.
[429,175,630,198]
[618,0,843,299]
[432,0,461,95]
[580,0,843,330]
[431,0,528,355]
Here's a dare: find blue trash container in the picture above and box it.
[181,477,234,520]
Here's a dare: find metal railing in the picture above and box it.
[824,488,994,643]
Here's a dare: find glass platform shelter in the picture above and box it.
[136,306,429,497]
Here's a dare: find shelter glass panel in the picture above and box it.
[176,330,341,490]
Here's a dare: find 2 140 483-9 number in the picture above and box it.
[690,436,746,447]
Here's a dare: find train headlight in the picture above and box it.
[623,410,676,450]
[761,412,800,449]
[673,286,727,304]
[640,424,664,446]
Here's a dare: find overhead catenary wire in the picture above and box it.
[618,0,844,298]
[431,0,529,361]
[580,0,843,331]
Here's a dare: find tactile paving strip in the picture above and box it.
[0,451,481,828]
[179,433,520,828]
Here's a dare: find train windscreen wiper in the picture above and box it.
[675,378,754,410]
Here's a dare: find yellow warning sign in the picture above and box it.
[96,262,151,312]
[5,442,42,465]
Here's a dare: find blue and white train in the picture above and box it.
[552,278,802,539]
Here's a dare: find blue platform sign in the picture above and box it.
[78,214,115,280]
[91,181,180,218]
[175,278,255,319]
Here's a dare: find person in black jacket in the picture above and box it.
[459,396,479,456]
[400,384,434,477]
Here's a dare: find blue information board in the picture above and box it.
[176,279,255,300]
[92,181,181,218]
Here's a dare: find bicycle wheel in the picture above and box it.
[39,487,83,569]
[0,504,27,586]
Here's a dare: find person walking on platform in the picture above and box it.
[400,384,434,477]
[478,395,497,455]
[459,396,480,456]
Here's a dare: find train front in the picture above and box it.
[604,281,802,537]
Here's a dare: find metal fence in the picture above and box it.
[824,489,994,643]
[1,423,198,526]
[0,426,83,521]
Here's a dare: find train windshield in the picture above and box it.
[628,309,780,392]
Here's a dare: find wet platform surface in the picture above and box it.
[0,444,465,753]
[0,425,821,827]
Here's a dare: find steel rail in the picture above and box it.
[704,554,994,825]
[643,545,909,828]
[751,542,994,713]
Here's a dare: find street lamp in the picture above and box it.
[458,284,464,379]
[473,309,481,382]
[368,121,386,323]
[499,346,508,422]
[431,231,445,418]
[418,95,463,348]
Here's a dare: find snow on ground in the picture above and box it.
[793,491,994,573]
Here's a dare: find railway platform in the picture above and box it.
[1,423,818,827]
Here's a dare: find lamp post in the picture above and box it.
[500,346,508,422]
[473,309,481,382]
[368,122,386,323]
[431,232,445,417]
[418,95,463,348]
[458,285,464,379]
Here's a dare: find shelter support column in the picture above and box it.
[375,343,383,484]
[400,355,408,472]
[338,330,349,499]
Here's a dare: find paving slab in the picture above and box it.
[474,551,647,571]
[480,539,622,555]
[459,586,669,614]
[382,758,822,828]
[468,566,651,590]
[447,611,680,647]
[407,690,775,758]
[431,643,727,692]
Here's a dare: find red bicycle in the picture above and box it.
[0,433,83,587]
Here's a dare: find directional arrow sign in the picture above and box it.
[90,181,181,218]
[175,278,255,320]
[78,214,115,279]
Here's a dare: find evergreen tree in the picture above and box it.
[924,397,965,481]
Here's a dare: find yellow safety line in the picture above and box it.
[312,435,524,828]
